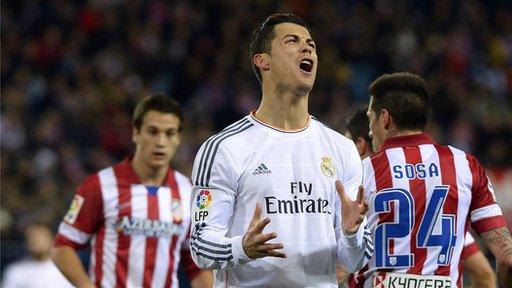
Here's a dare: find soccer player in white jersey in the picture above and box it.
[189,13,373,287]
[359,72,512,288]
[343,108,495,288]
[51,94,212,288]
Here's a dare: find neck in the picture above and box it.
[387,128,423,139]
[131,155,168,186]
[33,253,50,262]
[255,82,310,130]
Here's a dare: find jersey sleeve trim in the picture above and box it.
[54,234,88,249]
[57,222,92,245]
[231,235,252,266]
[470,204,503,223]
[472,215,507,233]
[190,223,234,262]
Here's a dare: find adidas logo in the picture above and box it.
[253,163,272,175]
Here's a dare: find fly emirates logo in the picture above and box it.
[264,181,331,214]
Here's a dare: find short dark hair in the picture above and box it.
[132,93,184,131]
[369,72,429,131]
[249,13,311,83]
[346,106,372,148]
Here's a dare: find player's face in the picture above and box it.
[133,110,182,170]
[268,22,317,93]
[367,98,385,152]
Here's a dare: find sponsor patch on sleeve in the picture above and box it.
[193,189,212,222]
[64,195,85,224]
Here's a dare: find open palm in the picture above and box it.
[336,180,368,235]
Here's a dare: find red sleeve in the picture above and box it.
[180,248,202,281]
[467,154,506,234]
[54,174,104,249]
[461,242,480,261]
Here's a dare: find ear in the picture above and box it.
[132,127,139,143]
[380,109,391,130]
[253,54,270,72]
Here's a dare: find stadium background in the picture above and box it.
[1,0,511,286]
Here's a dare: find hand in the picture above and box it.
[77,282,97,288]
[242,203,286,259]
[336,181,369,235]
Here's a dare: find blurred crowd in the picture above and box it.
[1,0,511,269]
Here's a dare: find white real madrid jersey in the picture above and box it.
[190,113,373,288]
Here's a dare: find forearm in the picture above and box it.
[51,245,94,288]
[190,223,250,269]
[464,250,495,288]
[480,227,512,288]
[337,222,373,272]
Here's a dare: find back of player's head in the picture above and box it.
[369,72,429,131]
[346,106,372,147]
[250,13,311,83]
[133,93,184,131]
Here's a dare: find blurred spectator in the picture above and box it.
[2,223,73,288]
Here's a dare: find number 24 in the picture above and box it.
[374,185,457,268]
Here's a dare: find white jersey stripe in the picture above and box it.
[418,144,442,275]
[171,172,188,288]
[152,187,172,288]
[127,184,147,287]
[386,148,412,274]
[470,204,502,222]
[451,146,473,282]
[99,167,119,288]
[58,222,91,244]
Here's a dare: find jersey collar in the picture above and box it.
[117,157,174,186]
[382,133,436,150]
[249,110,311,133]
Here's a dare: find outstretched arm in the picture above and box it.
[479,227,512,288]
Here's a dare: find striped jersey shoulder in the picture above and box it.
[193,117,255,187]
[173,169,191,185]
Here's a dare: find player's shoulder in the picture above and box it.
[199,115,256,153]
[436,143,480,165]
[172,169,192,187]
[77,170,104,193]
[310,116,355,149]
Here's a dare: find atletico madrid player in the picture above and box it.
[355,72,511,288]
[51,94,212,288]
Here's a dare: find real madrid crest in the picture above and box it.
[321,156,336,178]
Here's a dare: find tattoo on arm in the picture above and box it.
[480,227,512,265]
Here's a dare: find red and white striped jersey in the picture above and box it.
[55,159,200,288]
[353,133,506,288]
[461,233,480,261]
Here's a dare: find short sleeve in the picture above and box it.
[54,174,103,249]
